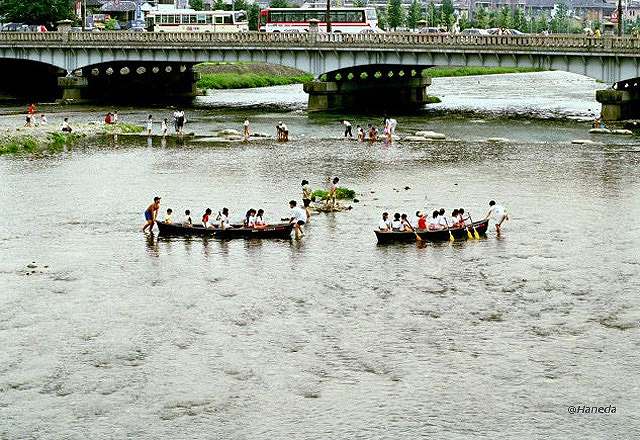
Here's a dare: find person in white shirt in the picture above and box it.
[146,114,153,135]
[429,210,443,230]
[378,212,392,231]
[485,200,509,232]
[243,118,250,140]
[112,111,118,124]
[219,207,231,230]
[342,120,353,138]
[40,114,47,125]
[437,208,449,229]
[255,209,267,229]
[391,213,403,231]
[244,208,257,228]
[289,200,306,239]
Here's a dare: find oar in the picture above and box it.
[443,218,455,242]
[465,220,473,239]
[468,213,481,239]
[405,220,423,242]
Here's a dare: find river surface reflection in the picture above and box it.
[1,71,639,439]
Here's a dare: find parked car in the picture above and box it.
[461,28,489,35]
[486,28,525,36]
[1,23,30,32]
[419,27,447,34]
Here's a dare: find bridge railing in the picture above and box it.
[1,31,640,52]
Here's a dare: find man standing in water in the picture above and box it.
[243,118,250,140]
[485,200,509,233]
[142,196,161,232]
[289,200,306,240]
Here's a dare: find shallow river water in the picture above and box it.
[1,72,639,439]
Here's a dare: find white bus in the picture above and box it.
[259,7,380,33]
[146,9,248,32]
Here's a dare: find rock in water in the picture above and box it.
[404,136,428,141]
[415,131,446,140]
[571,139,598,145]
[486,137,510,143]
[612,129,633,135]
[217,129,241,136]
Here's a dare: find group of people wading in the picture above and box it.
[378,200,509,234]
[141,176,341,240]
[342,116,398,144]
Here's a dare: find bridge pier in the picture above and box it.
[57,76,88,103]
[304,75,432,113]
[596,87,640,121]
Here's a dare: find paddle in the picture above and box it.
[443,218,455,242]
[468,213,481,239]
[404,220,423,242]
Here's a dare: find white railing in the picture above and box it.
[0,31,639,52]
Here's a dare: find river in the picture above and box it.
[1,71,639,439]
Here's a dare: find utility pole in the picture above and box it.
[618,0,623,36]
[326,0,332,33]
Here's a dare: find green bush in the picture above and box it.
[423,66,544,78]
[311,187,356,200]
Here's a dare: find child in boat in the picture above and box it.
[400,213,412,231]
[417,212,427,230]
[450,209,461,228]
[244,209,257,228]
[202,208,213,228]
[378,212,391,231]
[391,213,402,231]
[164,208,173,224]
[254,209,267,229]
[219,207,231,230]
[184,209,192,227]
[428,211,443,231]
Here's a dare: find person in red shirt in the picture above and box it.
[27,103,36,115]
[417,211,427,230]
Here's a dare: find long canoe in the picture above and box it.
[156,221,293,239]
[375,219,489,243]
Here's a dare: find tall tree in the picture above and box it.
[511,7,526,32]
[386,0,404,30]
[550,0,569,33]
[214,0,228,10]
[406,0,422,30]
[473,6,489,29]
[426,1,439,27]
[0,0,73,25]
[248,2,261,30]
[440,0,454,29]
[190,0,204,10]
[269,0,290,8]
[497,5,511,29]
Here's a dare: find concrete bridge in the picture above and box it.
[1,32,639,116]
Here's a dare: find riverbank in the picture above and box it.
[424,66,545,78]
[0,122,143,156]
[195,62,313,90]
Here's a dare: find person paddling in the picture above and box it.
[142,196,161,232]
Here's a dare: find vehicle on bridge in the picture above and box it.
[145,9,248,32]
[259,7,380,33]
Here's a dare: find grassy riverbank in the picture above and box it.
[424,66,545,78]
[0,123,143,156]
[195,62,313,90]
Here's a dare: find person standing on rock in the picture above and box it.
[142,196,161,232]
[243,118,250,140]
[146,115,153,136]
[161,118,168,137]
[173,110,180,133]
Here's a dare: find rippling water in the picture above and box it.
[1,72,639,439]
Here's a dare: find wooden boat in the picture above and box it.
[156,221,293,239]
[375,219,489,243]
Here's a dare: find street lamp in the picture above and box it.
[326,0,331,33]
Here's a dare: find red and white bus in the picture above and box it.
[259,7,380,33]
